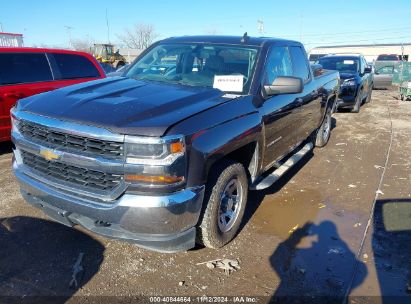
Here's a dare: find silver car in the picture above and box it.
[374,63,398,89]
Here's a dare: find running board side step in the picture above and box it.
[251,142,313,191]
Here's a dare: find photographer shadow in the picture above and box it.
[269,221,367,303]
[0,216,105,300]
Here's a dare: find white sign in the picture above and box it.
[213,75,244,92]
[343,60,355,65]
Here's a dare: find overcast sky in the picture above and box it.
[2,0,411,50]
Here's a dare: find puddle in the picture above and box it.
[251,188,364,241]
[251,189,370,297]
[251,188,324,239]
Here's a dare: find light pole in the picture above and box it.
[106,8,110,43]
[257,20,264,35]
[64,25,73,49]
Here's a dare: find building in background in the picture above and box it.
[118,48,143,63]
[309,43,411,63]
[0,32,24,47]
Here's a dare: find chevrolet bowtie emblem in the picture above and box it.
[40,149,60,161]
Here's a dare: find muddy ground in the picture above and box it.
[0,90,410,303]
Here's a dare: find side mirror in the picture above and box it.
[262,76,303,98]
[311,64,323,77]
[364,67,373,74]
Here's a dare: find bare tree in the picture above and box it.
[71,36,95,53]
[205,27,220,35]
[117,23,158,50]
[31,43,66,49]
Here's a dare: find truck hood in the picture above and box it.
[339,72,358,80]
[18,77,233,136]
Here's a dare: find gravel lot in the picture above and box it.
[0,90,410,303]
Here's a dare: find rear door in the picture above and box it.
[47,52,103,88]
[0,52,54,141]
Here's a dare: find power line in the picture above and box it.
[278,26,411,39]
[304,35,411,46]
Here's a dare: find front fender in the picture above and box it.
[166,96,262,187]
[187,113,261,187]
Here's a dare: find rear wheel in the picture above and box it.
[197,160,248,249]
[315,108,332,148]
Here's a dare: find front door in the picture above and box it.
[261,46,304,169]
[289,46,323,141]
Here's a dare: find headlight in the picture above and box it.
[124,135,186,187]
[341,79,356,87]
[124,135,185,165]
[11,112,20,134]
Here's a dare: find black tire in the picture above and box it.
[197,160,248,249]
[364,89,372,103]
[351,91,362,113]
[315,108,332,148]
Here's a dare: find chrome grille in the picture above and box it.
[18,120,123,158]
[21,150,122,192]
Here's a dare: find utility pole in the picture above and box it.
[106,8,110,43]
[64,25,73,49]
[0,22,3,32]
[299,13,303,42]
[257,19,264,35]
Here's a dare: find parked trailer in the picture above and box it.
[0,32,24,47]
[309,43,411,63]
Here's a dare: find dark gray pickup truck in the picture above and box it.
[11,35,339,252]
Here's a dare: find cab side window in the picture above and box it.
[360,57,366,74]
[49,53,100,80]
[289,46,311,82]
[0,53,53,85]
[263,46,293,85]
[377,66,394,74]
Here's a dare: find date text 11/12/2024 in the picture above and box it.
[149,296,260,303]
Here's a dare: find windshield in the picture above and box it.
[377,55,398,61]
[318,57,359,74]
[125,43,259,94]
[94,45,104,56]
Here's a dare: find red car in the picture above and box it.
[0,47,105,142]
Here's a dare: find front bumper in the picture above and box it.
[336,86,358,108]
[13,161,205,253]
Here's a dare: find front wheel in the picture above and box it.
[351,92,362,113]
[315,108,332,148]
[197,160,248,249]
